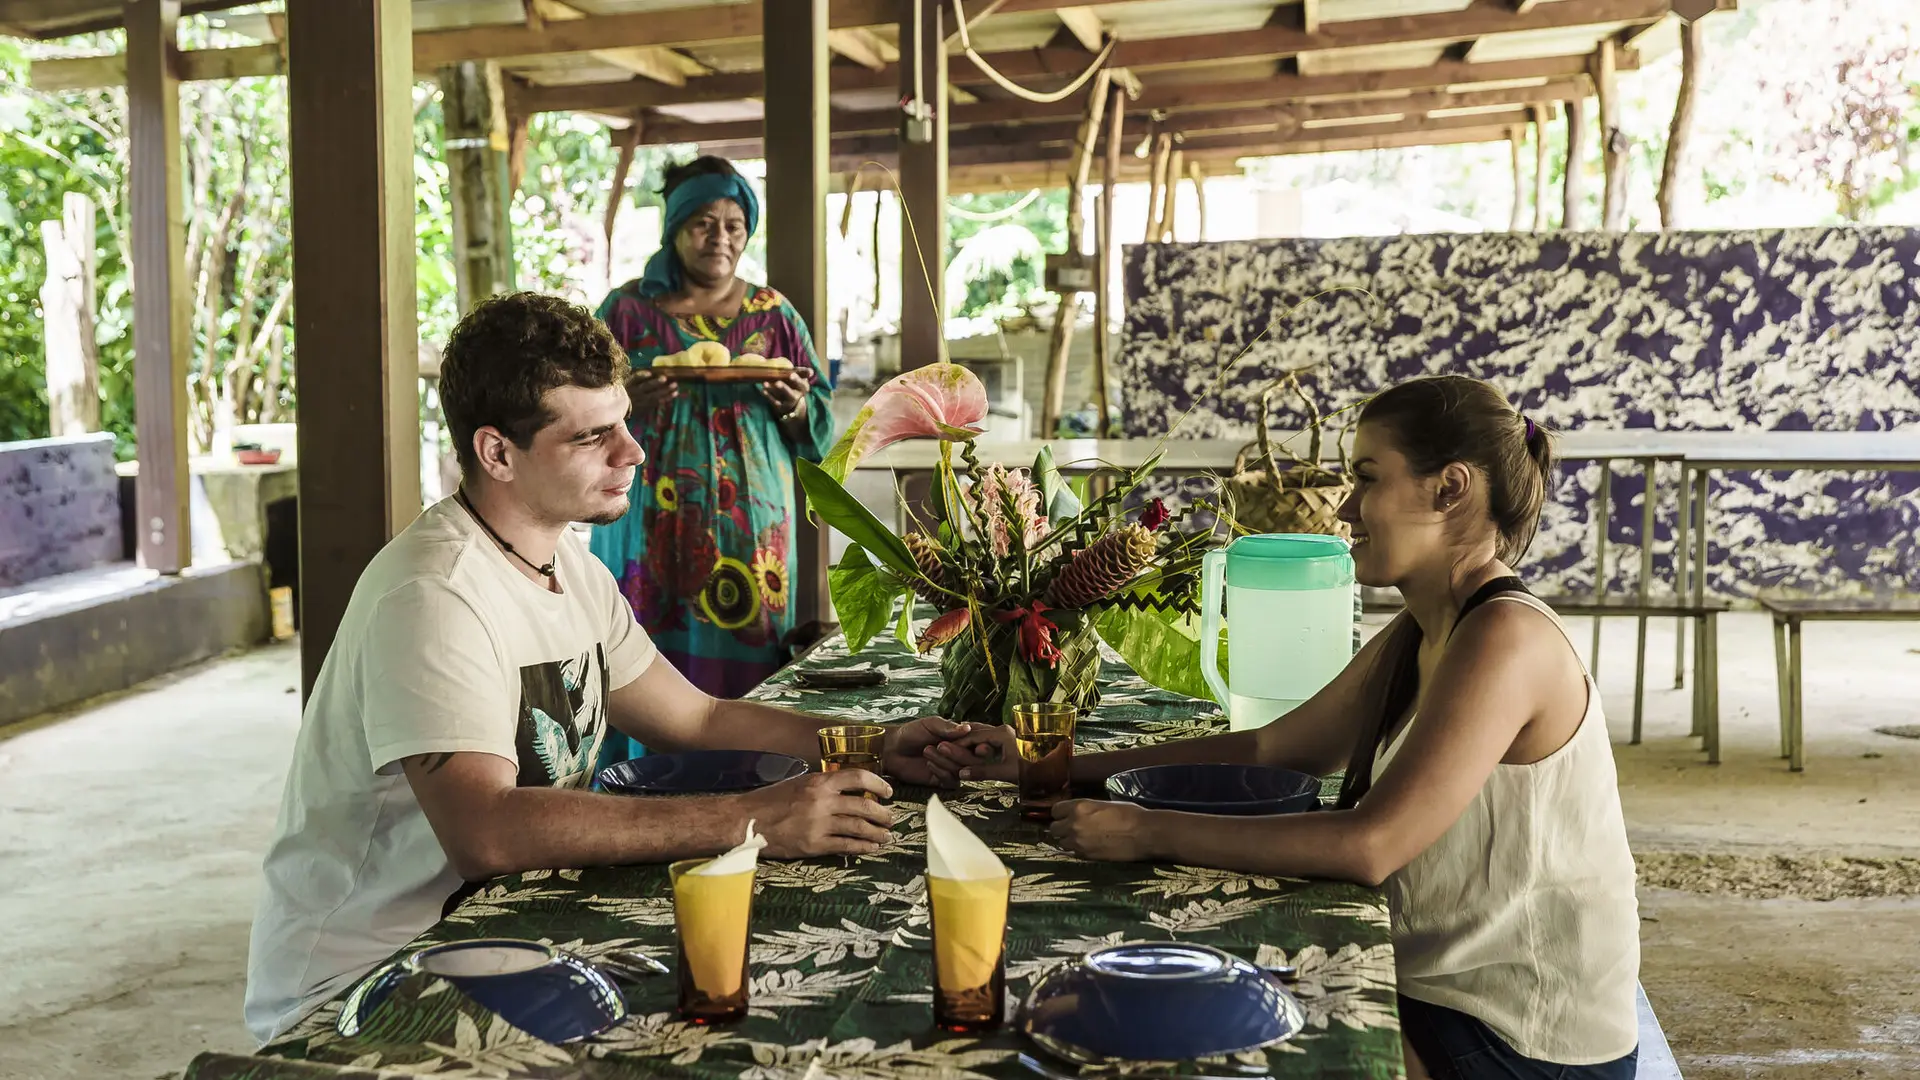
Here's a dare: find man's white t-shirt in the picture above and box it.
[244,497,657,1043]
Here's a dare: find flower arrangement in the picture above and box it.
[798,363,1222,725]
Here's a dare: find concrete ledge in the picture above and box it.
[0,561,270,727]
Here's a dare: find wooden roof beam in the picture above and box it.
[634,78,1584,146]
[827,27,895,71]
[1056,7,1106,53]
[508,51,1621,120]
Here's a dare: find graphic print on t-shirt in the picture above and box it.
[515,645,609,788]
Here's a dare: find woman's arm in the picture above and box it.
[771,298,834,462]
[1053,604,1565,885]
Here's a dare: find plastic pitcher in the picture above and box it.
[1200,534,1355,732]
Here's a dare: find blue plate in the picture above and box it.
[1020,942,1304,1063]
[1105,763,1320,816]
[597,750,809,795]
[339,939,626,1044]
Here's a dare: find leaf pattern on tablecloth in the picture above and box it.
[739,1037,1016,1080]
[752,919,893,966]
[195,625,1402,1080]
[1134,866,1304,898]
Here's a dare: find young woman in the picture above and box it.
[945,376,1639,1080]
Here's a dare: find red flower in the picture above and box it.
[1139,498,1171,532]
[918,608,971,653]
[711,407,739,443]
[994,603,1063,667]
[716,477,738,513]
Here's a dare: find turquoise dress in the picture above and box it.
[590,281,834,762]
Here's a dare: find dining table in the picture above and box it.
[182,627,1404,1080]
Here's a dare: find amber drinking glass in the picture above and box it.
[817,723,887,799]
[669,857,756,1024]
[1012,703,1077,821]
[927,868,1012,1031]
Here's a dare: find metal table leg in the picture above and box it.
[1703,610,1721,764]
[1689,467,1712,739]
[1787,617,1805,772]
[1674,460,1689,690]
[1632,457,1655,743]
[1772,616,1790,759]
[1590,458,1612,673]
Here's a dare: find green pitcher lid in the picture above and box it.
[1224,533,1354,591]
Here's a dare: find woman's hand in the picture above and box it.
[933,725,1016,784]
[627,370,678,410]
[759,370,811,419]
[1049,800,1158,862]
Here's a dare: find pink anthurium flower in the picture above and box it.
[821,363,990,481]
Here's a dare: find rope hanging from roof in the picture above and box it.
[949,0,1117,104]
[947,188,1044,220]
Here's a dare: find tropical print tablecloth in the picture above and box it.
[185,632,1403,1080]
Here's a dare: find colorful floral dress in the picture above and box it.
[589,282,834,745]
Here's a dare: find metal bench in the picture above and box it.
[1760,596,1920,771]
[1638,983,1684,1079]
[1363,593,1728,762]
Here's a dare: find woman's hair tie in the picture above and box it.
[1522,416,1537,443]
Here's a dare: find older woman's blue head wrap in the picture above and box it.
[638,171,761,298]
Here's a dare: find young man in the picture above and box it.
[245,292,978,1043]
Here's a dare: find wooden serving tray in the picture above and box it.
[653,366,801,384]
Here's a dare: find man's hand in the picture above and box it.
[738,771,894,857]
[1048,800,1157,862]
[882,717,1004,788]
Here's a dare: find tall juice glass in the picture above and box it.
[927,868,1012,1031]
[670,857,756,1023]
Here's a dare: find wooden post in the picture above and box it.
[507,112,530,192]
[1658,16,1706,230]
[1508,128,1525,231]
[604,119,642,248]
[441,61,515,312]
[126,0,192,574]
[1593,40,1627,230]
[1160,148,1183,241]
[763,0,831,625]
[40,192,100,436]
[1189,160,1208,241]
[898,0,948,370]
[1562,94,1587,230]
[1531,105,1551,230]
[289,0,422,695]
[1095,81,1122,439]
[1040,69,1112,437]
[1143,133,1170,243]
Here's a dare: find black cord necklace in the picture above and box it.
[456,489,556,579]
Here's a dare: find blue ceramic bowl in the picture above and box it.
[1020,943,1304,1063]
[338,939,625,1044]
[1105,763,1321,816]
[598,750,808,796]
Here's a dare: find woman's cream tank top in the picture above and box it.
[1371,592,1640,1065]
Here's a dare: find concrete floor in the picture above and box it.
[2,616,1917,1080]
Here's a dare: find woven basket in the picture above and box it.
[938,618,1102,726]
[1226,371,1353,539]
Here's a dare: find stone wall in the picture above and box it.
[0,433,121,588]
[1121,229,1920,598]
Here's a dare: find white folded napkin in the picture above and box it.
[693,820,767,876]
[926,795,1006,880]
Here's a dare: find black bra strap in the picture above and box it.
[1448,576,1529,642]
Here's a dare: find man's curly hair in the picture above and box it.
[438,292,629,476]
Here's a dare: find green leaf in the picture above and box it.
[829,545,909,657]
[895,593,917,647]
[1035,444,1081,522]
[1093,603,1226,704]
[798,458,919,579]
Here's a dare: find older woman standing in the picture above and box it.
[590,156,833,760]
